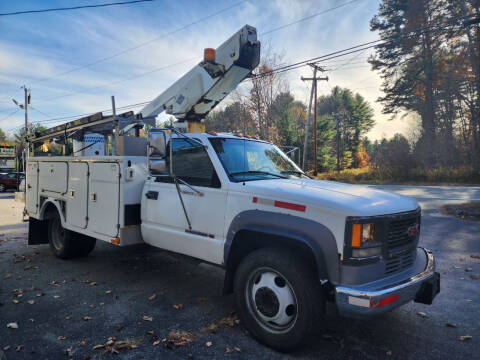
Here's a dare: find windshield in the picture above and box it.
[209,137,307,182]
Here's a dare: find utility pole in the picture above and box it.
[333,111,341,173]
[23,86,29,136]
[301,64,328,174]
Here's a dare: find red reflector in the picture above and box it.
[274,200,306,212]
[252,197,258,203]
[371,294,398,308]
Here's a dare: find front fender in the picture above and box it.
[225,210,340,284]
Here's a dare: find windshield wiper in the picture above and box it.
[281,170,309,178]
[230,170,288,179]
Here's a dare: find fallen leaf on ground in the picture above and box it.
[225,347,233,354]
[234,346,241,352]
[12,299,20,304]
[471,254,480,259]
[15,345,23,351]
[164,330,197,349]
[92,337,141,354]
[90,282,97,286]
[3,346,10,350]
[65,316,71,320]
[99,302,104,306]
[148,293,156,301]
[417,312,427,318]
[173,304,184,310]
[201,313,240,333]
[3,273,11,279]
[58,336,67,340]
[453,266,460,269]
[459,335,472,341]
[36,293,43,297]
[466,299,473,302]
[206,341,212,347]
[465,268,473,272]
[83,316,92,321]
[446,322,457,328]
[146,330,154,335]
[470,274,480,280]
[150,335,161,346]
[7,322,18,329]
[80,341,87,347]
[27,300,35,305]
[142,316,153,322]
[53,295,60,299]
[105,290,112,294]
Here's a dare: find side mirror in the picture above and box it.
[148,129,168,175]
[149,130,167,157]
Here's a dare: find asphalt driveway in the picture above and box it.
[0,186,479,359]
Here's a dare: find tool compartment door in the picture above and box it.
[39,162,68,193]
[66,162,89,229]
[87,162,120,237]
[25,161,39,215]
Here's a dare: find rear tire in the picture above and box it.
[234,247,325,352]
[48,211,96,258]
[72,232,96,256]
[48,212,76,259]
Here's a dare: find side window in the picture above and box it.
[167,138,220,188]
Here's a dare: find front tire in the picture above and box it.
[234,247,325,352]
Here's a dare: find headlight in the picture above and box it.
[350,223,381,258]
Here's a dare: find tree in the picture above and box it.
[316,87,375,170]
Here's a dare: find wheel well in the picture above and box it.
[43,202,59,220]
[223,230,322,294]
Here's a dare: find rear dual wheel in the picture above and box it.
[48,211,96,259]
[234,247,325,352]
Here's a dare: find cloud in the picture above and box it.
[0,0,415,140]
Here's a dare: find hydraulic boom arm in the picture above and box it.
[139,25,260,122]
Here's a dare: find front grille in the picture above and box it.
[385,213,420,275]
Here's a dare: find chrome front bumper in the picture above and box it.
[335,248,440,318]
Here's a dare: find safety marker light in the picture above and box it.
[204,48,215,62]
[351,224,362,248]
[110,237,120,245]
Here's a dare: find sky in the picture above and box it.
[0,0,418,140]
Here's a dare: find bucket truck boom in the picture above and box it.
[139,25,260,124]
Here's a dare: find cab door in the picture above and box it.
[141,138,227,265]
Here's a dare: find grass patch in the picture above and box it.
[314,167,480,185]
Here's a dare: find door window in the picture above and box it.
[158,138,220,188]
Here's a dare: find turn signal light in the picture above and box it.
[110,237,120,245]
[351,224,362,248]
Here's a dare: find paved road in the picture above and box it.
[0,187,479,360]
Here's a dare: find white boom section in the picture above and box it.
[140,25,260,121]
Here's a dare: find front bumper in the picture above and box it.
[335,248,440,318]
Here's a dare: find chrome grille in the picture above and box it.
[385,214,420,275]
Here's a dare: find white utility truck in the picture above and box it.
[25,25,439,351]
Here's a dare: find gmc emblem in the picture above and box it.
[407,224,420,238]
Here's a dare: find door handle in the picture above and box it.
[145,191,158,200]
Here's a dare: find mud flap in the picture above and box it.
[28,217,49,245]
[414,272,440,305]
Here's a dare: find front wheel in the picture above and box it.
[234,247,325,352]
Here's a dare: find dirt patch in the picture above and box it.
[441,201,480,221]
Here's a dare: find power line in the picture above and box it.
[0,109,20,122]
[24,1,247,87]
[0,0,156,17]
[260,0,363,36]
[32,1,364,104]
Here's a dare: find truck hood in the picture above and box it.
[242,178,419,217]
